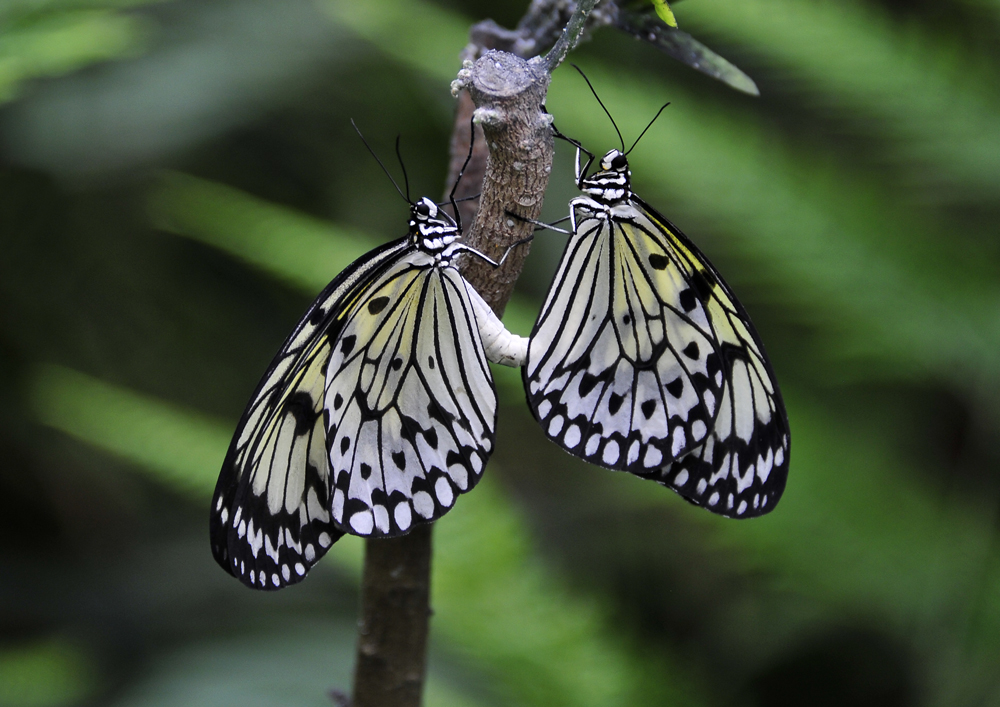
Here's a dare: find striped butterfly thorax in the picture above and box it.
[524,144,789,518]
[211,196,526,590]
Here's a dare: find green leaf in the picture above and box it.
[651,0,678,27]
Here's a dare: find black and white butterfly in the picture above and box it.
[211,142,527,589]
[524,90,789,518]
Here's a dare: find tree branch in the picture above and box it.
[350,526,433,707]
[350,3,600,704]
[542,0,600,73]
[453,50,553,315]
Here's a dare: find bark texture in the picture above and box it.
[350,525,433,707]
[454,50,554,316]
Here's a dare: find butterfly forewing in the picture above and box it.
[325,254,496,536]
[210,239,407,590]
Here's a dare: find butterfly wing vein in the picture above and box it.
[525,195,789,518]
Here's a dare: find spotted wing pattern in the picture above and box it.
[524,191,788,517]
[325,252,496,537]
[210,239,406,590]
[525,201,725,475]
[632,198,789,518]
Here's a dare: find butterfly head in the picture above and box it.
[581,149,631,204]
[409,197,460,252]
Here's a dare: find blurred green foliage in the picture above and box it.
[0,1,158,103]
[0,637,95,707]
[4,0,1000,705]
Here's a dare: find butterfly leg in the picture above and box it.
[504,208,571,234]
[453,235,535,267]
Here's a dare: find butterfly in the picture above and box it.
[211,137,528,589]
[524,87,789,518]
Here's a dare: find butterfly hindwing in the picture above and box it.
[325,254,497,536]
[210,239,407,590]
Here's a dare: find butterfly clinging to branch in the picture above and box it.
[524,70,789,518]
[211,124,528,590]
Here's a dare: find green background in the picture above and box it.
[3,0,1000,704]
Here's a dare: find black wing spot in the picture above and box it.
[370,487,388,507]
[682,342,700,359]
[579,372,600,397]
[392,451,406,470]
[622,314,631,325]
[665,378,684,398]
[340,335,357,355]
[706,353,722,377]
[400,415,421,444]
[691,269,716,303]
[579,367,613,397]
[641,400,657,419]
[446,450,465,467]
[285,392,317,435]
[679,289,697,313]
[368,296,390,315]
[424,427,438,449]
[428,356,435,369]
[340,437,350,454]
[427,400,454,426]
[608,393,625,415]
[410,476,431,494]
[392,357,403,371]
[309,307,326,325]
[333,393,344,410]
[648,253,668,270]
[360,463,372,480]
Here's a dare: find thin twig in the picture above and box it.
[543,0,600,73]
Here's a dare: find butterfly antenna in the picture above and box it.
[447,115,478,232]
[351,119,410,204]
[571,64,624,153]
[626,102,670,156]
[394,136,412,204]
